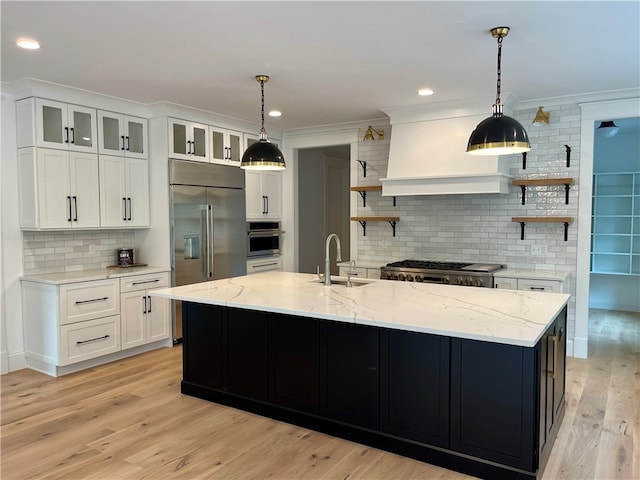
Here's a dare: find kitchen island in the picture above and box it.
[152,271,570,480]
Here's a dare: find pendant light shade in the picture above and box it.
[467,27,531,156]
[596,120,619,138]
[241,75,286,170]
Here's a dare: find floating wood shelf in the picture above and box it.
[512,178,575,205]
[351,216,399,237]
[351,185,395,207]
[512,217,574,241]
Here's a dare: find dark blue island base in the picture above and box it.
[181,302,566,480]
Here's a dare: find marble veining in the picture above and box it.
[20,266,170,285]
[151,271,570,347]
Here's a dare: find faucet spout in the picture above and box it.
[324,233,342,286]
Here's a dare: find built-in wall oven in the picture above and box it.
[247,221,281,257]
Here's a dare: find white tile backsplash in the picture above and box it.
[355,106,579,339]
[23,230,136,275]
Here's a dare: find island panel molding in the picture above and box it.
[179,298,567,480]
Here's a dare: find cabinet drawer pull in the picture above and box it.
[74,296,108,305]
[123,197,127,221]
[529,286,546,291]
[70,127,75,144]
[67,196,72,221]
[121,135,126,150]
[76,334,109,345]
[143,295,147,314]
[132,279,160,285]
[125,136,130,151]
[147,295,152,313]
[252,262,278,268]
[73,196,78,221]
[64,127,70,144]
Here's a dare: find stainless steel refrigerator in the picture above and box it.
[169,159,247,341]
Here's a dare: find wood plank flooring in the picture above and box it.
[2,308,638,480]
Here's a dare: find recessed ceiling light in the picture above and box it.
[418,88,434,96]
[16,38,40,50]
[268,110,282,117]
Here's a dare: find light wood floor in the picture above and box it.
[1,308,638,480]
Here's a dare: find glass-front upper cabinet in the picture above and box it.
[98,111,148,159]
[168,119,208,162]
[210,126,244,166]
[30,99,98,153]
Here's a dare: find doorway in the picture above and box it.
[589,117,640,312]
[297,145,350,275]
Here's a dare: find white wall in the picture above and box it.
[1,93,26,371]
[298,149,327,273]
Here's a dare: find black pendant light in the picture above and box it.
[241,75,286,170]
[467,27,531,156]
[596,120,620,138]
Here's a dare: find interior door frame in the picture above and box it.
[280,129,360,273]
[575,97,640,358]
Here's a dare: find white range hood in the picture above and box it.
[380,101,513,196]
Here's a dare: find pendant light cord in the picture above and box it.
[260,79,266,135]
[495,35,502,106]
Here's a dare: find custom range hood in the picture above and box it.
[380,100,513,196]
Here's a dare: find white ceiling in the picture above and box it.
[2,1,639,130]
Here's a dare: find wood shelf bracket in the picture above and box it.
[522,151,527,170]
[356,160,367,177]
[565,145,571,168]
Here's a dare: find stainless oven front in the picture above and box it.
[247,221,281,257]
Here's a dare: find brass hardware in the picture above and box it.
[363,126,384,141]
[255,75,269,83]
[549,334,559,379]
[490,26,510,38]
[533,106,550,125]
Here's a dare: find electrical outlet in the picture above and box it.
[88,244,96,254]
[531,244,547,256]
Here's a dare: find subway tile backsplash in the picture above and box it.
[22,230,136,275]
[356,104,580,339]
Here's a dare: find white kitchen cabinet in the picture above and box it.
[98,111,147,159]
[99,155,150,228]
[338,265,381,279]
[17,98,97,153]
[22,278,122,375]
[494,271,567,293]
[210,126,243,166]
[18,148,100,229]
[168,118,209,162]
[246,171,282,219]
[247,256,283,274]
[120,272,171,349]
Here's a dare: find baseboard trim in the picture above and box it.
[8,351,27,373]
[573,337,588,359]
[1,350,8,374]
[589,301,640,313]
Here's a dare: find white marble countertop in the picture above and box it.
[151,271,570,347]
[20,266,171,285]
[493,269,569,281]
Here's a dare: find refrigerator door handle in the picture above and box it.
[207,204,214,278]
[201,208,208,279]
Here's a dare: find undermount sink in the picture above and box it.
[311,276,373,287]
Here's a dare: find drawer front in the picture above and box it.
[494,277,518,290]
[366,268,381,279]
[60,315,121,365]
[60,279,120,325]
[247,257,283,274]
[517,279,560,293]
[338,266,367,277]
[120,272,170,293]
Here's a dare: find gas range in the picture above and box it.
[380,260,503,288]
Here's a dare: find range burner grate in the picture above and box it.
[386,260,473,271]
